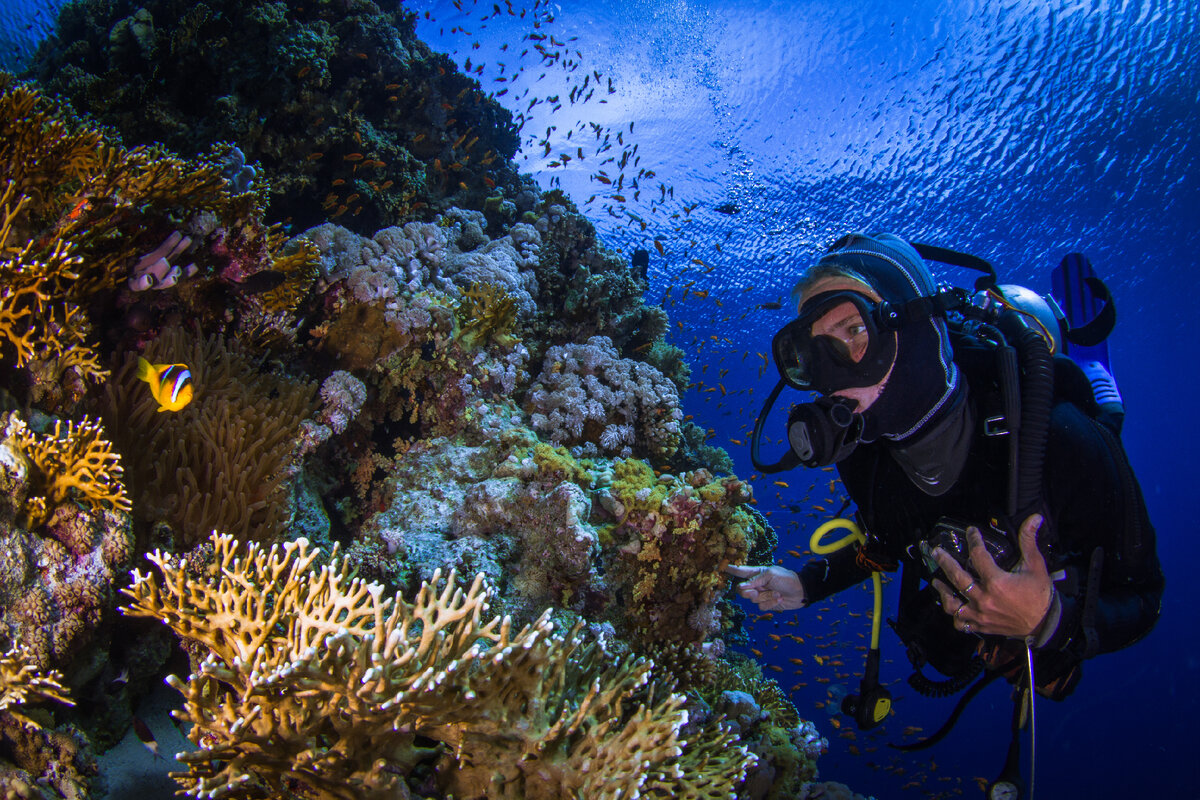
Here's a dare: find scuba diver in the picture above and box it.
[727,233,1163,798]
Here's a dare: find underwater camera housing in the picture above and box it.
[918,518,1019,593]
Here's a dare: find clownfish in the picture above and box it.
[136,357,193,412]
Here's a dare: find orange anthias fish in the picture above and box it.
[136,357,194,412]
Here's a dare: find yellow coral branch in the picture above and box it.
[120,532,755,800]
[0,644,74,728]
[11,415,132,526]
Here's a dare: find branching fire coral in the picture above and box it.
[0,75,275,393]
[0,645,74,721]
[9,415,132,527]
[0,185,107,385]
[121,532,755,800]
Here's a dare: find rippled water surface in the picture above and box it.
[5,0,1197,796]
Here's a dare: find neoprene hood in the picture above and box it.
[816,233,962,442]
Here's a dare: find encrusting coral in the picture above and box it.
[121,531,756,800]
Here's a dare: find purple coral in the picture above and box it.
[318,371,367,434]
[127,231,197,291]
[527,336,683,458]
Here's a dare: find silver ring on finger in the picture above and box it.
[963,581,976,596]
[963,622,972,634]
[954,604,967,619]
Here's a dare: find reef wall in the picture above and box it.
[0,2,831,797]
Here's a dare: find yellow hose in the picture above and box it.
[810,517,883,650]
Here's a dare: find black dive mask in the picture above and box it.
[772,291,899,395]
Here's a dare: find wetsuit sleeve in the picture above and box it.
[1036,403,1164,658]
[797,545,873,605]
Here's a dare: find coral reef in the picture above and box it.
[27,0,523,233]
[0,413,134,679]
[100,328,316,551]
[122,532,756,800]
[0,4,841,796]
[527,335,684,460]
[597,458,759,649]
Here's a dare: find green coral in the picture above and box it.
[28,0,523,232]
[602,460,753,648]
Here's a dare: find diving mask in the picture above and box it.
[772,291,899,395]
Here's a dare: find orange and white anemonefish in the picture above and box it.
[136,357,194,412]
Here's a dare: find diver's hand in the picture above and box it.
[931,513,1054,639]
[725,564,807,611]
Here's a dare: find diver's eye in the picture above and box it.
[847,324,867,338]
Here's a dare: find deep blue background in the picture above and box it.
[5,1,1197,797]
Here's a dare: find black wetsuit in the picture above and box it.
[796,353,1164,697]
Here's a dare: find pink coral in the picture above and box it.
[527,336,682,459]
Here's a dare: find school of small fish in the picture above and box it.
[411,5,970,796]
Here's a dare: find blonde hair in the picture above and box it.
[789,264,873,309]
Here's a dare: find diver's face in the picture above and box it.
[799,276,897,411]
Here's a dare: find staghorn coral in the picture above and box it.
[9,414,131,528]
[121,531,756,800]
[527,335,683,460]
[101,327,316,550]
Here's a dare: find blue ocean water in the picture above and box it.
[406,3,1198,795]
[5,0,1197,797]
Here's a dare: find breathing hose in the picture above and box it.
[811,518,893,729]
[992,301,1054,523]
[810,518,882,650]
